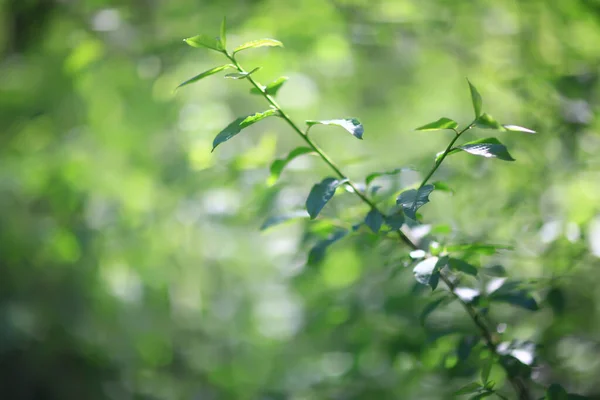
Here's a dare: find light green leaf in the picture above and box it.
[176,64,234,90]
[250,76,289,96]
[503,124,536,134]
[432,181,453,193]
[225,67,261,79]
[183,34,223,52]
[364,208,384,233]
[454,382,483,395]
[306,177,348,219]
[212,109,279,151]
[445,243,513,255]
[233,39,284,54]
[416,117,459,131]
[476,113,505,130]
[467,79,483,118]
[396,184,435,220]
[219,17,227,50]
[260,210,310,231]
[481,357,493,384]
[449,258,478,276]
[306,118,364,139]
[453,137,515,161]
[269,146,314,183]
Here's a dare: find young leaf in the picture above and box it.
[365,167,412,186]
[212,109,279,151]
[396,184,435,220]
[432,181,453,193]
[503,124,536,134]
[306,118,364,139]
[467,79,483,118]
[454,382,483,395]
[413,257,442,290]
[250,76,289,96]
[454,137,515,161]
[416,117,459,131]
[306,177,347,219]
[364,208,384,233]
[219,17,227,50]
[233,39,284,54]
[448,258,478,276]
[476,113,505,130]
[225,67,261,79]
[260,210,310,231]
[183,34,223,52]
[308,229,349,265]
[269,147,314,183]
[176,64,234,90]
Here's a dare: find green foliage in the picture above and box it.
[269,146,314,183]
[416,117,459,131]
[305,177,347,219]
[250,76,289,96]
[233,39,284,54]
[450,137,515,161]
[212,109,279,151]
[305,118,364,139]
[397,184,435,220]
[176,64,234,89]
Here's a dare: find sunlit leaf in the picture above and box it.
[448,258,478,276]
[212,109,279,151]
[233,39,283,54]
[503,124,536,134]
[454,382,483,395]
[183,34,223,51]
[306,177,347,219]
[432,181,453,193]
[176,64,234,90]
[250,76,289,96]
[260,210,310,231]
[452,137,515,161]
[306,118,364,139]
[364,208,384,233]
[416,117,458,131]
[467,79,483,118]
[476,113,505,130]
[269,146,314,183]
[225,67,261,79]
[397,184,435,220]
[219,17,227,50]
[413,256,445,290]
[308,229,348,265]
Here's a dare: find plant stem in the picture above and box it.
[227,53,530,400]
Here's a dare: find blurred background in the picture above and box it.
[1,0,600,399]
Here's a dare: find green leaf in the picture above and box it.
[306,118,364,140]
[308,229,348,265]
[396,184,435,220]
[445,243,514,255]
[269,147,314,183]
[225,67,261,79]
[454,382,483,395]
[476,113,506,130]
[176,64,234,90]
[432,181,453,193]
[250,76,289,96]
[458,336,479,361]
[454,137,515,161]
[183,34,223,52]
[212,109,279,152]
[305,177,347,219]
[481,357,493,384]
[413,257,444,290]
[365,167,412,186]
[219,17,227,50]
[503,124,536,134]
[449,258,478,276]
[489,281,539,311]
[469,392,494,400]
[260,210,310,231]
[384,211,405,231]
[233,39,284,54]
[468,79,483,118]
[364,208,384,233]
[546,384,568,400]
[416,117,459,131]
[420,296,451,325]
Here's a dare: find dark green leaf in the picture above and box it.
[454,137,515,161]
[306,177,347,219]
[308,229,349,265]
[420,295,452,325]
[476,113,506,130]
[306,118,364,139]
[225,67,261,79]
[413,257,443,290]
[546,384,568,400]
[183,34,223,51]
[416,117,459,131]
[233,39,284,54]
[385,211,405,230]
[212,109,279,151]
[458,336,479,361]
[260,210,310,231]
[490,289,539,311]
[546,287,565,315]
[365,167,412,186]
[364,208,384,233]
[396,184,435,220]
[481,357,493,384]
[269,147,314,183]
[503,124,536,134]
[176,64,234,90]
[449,258,478,276]
[250,76,289,96]
[454,382,483,395]
[219,17,227,50]
[468,79,483,118]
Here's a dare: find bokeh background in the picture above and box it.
[1,0,600,399]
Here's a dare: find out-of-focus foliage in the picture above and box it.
[1,0,599,399]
